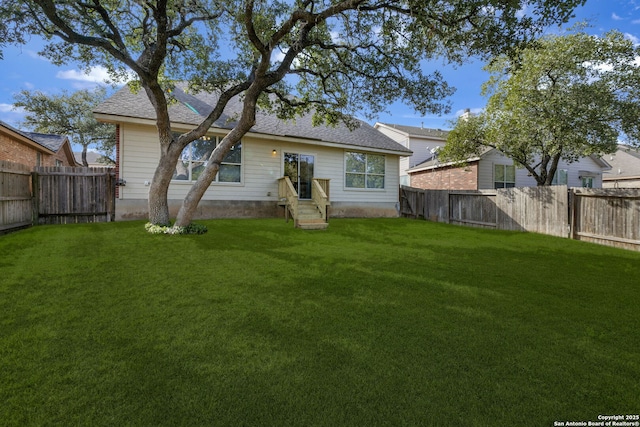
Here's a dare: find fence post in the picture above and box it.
[31,170,39,226]
[106,171,115,222]
[569,188,576,240]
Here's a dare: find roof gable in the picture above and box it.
[94,84,412,155]
[375,122,449,139]
[604,145,640,177]
[0,120,56,154]
[22,131,69,152]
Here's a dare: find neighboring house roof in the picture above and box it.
[407,147,610,174]
[603,145,640,179]
[74,151,113,166]
[0,121,78,166]
[22,131,69,153]
[94,84,412,155]
[407,147,491,173]
[375,122,449,140]
[0,120,56,154]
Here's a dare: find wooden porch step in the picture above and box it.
[297,219,329,230]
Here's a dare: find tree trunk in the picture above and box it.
[81,145,88,166]
[173,133,243,227]
[173,88,259,227]
[148,139,182,226]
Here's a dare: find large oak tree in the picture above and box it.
[14,88,116,166]
[3,0,585,226]
[443,30,640,186]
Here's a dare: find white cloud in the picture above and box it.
[0,103,16,113]
[0,104,26,127]
[624,33,640,46]
[516,5,528,19]
[612,13,623,21]
[56,66,111,83]
[24,49,49,61]
[633,19,640,25]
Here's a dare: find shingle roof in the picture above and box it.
[604,145,640,178]
[22,131,69,152]
[377,123,449,139]
[0,120,66,153]
[94,84,412,154]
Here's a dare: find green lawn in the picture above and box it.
[1,218,638,426]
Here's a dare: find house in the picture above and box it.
[602,145,640,188]
[374,122,448,186]
[93,84,412,223]
[74,151,114,167]
[407,147,611,190]
[0,120,77,168]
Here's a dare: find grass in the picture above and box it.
[1,218,639,426]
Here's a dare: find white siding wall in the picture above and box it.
[119,122,400,205]
[478,149,606,189]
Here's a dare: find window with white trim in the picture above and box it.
[552,169,568,186]
[173,135,242,183]
[345,152,385,189]
[494,164,515,188]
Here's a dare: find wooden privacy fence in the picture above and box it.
[0,162,115,232]
[0,160,33,233]
[400,185,640,251]
[571,188,640,251]
[34,166,116,225]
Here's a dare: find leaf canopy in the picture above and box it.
[443,30,640,185]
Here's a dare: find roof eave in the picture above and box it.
[0,124,57,155]
[95,112,413,156]
[408,157,481,173]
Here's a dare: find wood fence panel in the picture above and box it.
[424,189,450,223]
[449,190,497,228]
[572,188,640,251]
[496,186,569,237]
[400,186,424,219]
[34,166,115,225]
[0,160,33,233]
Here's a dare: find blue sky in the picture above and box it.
[1,0,639,142]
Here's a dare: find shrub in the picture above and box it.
[144,222,208,235]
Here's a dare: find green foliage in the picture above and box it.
[144,222,208,235]
[1,219,639,424]
[13,87,116,165]
[443,30,640,186]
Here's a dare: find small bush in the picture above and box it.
[144,222,208,235]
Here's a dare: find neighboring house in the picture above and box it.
[93,84,412,221]
[74,151,114,167]
[0,120,77,168]
[407,148,611,190]
[602,145,640,188]
[374,122,448,186]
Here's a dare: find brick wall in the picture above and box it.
[49,148,74,167]
[0,132,75,168]
[0,133,41,166]
[409,162,479,190]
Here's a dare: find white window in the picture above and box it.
[581,176,594,188]
[173,135,241,183]
[345,152,385,189]
[552,169,568,185]
[494,164,515,189]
